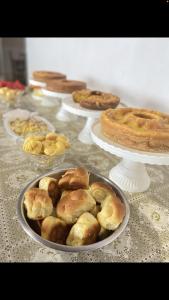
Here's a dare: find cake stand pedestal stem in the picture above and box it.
[56,103,72,122]
[41,97,55,107]
[78,117,98,144]
[109,158,150,193]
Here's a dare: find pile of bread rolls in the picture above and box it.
[24,167,125,246]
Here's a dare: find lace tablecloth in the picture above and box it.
[0,95,169,262]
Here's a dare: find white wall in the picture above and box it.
[26,38,169,113]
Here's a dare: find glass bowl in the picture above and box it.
[0,90,24,109]
[17,133,68,171]
[23,150,65,171]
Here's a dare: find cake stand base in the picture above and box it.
[56,104,72,122]
[109,159,150,193]
[62,98,101,143]
[41,97,56,107]
[78,117,98,144]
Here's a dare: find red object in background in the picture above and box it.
[0,80,25,90]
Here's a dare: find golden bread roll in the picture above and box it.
[90,204,101,217]
[97,195,125,230]
[39,177,60,205]
[41,216,69,244]
[58,167,89,190]
[24,188,53,220]
[90,182,116,203]
[66,212,100,246]
[56,189,96,224]
[60,190,73,198]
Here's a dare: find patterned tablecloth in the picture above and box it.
[0,94,169,262]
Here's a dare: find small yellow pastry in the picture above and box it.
[22,132,69,157]
[56,135,70,148]
[23,139,42,155]
[24,135,45,142]
[10,118,48,136]
[46,132,58,141]
[44,141,65,156]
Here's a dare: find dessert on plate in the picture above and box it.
[10,118,48,136]
[32,71,66,83]
[46,79,87,94]
[101,107,169,152]
[72,89,120,110]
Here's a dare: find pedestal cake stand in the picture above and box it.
[41,89,73,121]
[29,79,46,88]
[91,121,169,193]
[62,97,101,144]
[29,80,55,107]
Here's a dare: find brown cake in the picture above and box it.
[72,89,120,110]
[32,71,66,83]
[101,107,169,152]
[46,79,87,94]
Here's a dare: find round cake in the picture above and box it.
[101,108,169,152]
[46,79,87,94]
[32,71,66,83]
[72,89,120,110]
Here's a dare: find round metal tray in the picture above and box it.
[17,168,130,252]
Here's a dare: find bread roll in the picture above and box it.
[41,216,69,244]
[66,212,100,246]
[39,176,60,205]
[58,167,89,190]
[90,182,116,203]
[24,188,53,220]
[97,195,125,230]
[90,204,101,217]
[56,189,96,224]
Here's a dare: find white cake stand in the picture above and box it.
[41,89,73,121]
[62,97,101,144]
[29,79,46,88]
[91,121,169,193]
[28,80,55,107]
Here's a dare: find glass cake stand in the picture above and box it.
[29,80,55,107]
[62,97,101,144]
[91,121,169,193]
[29,79,46,88]
[41,89,73,122]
